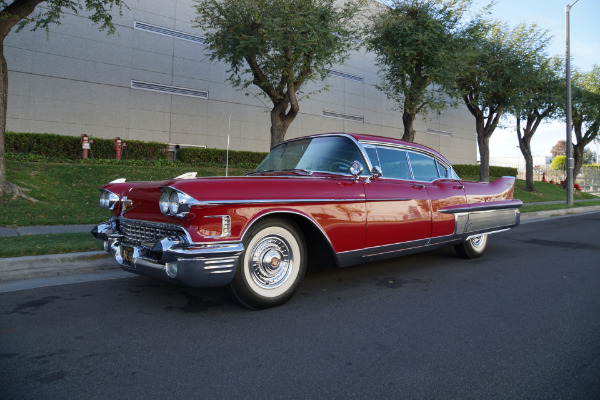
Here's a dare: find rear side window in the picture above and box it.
[376,147,411,180]
[408,152,440,181]
[436,161,449,178]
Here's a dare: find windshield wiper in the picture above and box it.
[246,169,275,176]
[281,169,313,175]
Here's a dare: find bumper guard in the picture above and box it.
[92,221,242,287]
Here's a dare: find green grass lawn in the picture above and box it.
[1,160,254,227]
[513,180,597,203]
[0,232,104,258]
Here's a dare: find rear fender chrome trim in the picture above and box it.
[466,228,509,241]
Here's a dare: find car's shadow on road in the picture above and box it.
[116,244,485,313]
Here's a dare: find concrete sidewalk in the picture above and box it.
[1,205,600,286]
[524,198,600,206]
[0,224,96,237]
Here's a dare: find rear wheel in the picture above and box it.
[455,234,488,259]
[230,218,306,309]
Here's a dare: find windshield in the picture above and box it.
[254,136,367,175]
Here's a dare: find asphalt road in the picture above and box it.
[1,214,599,400]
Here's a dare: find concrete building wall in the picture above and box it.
[4,0,477,165]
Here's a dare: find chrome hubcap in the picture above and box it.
[470,235,485,248]
[249,235,293,289]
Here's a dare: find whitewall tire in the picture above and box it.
[230,218,306,309]
[455,234,488,259]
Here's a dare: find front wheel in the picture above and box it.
[230,218,306,309]
[455,234,488,259]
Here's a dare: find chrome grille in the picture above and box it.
[119,219,185,246]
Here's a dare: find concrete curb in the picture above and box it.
[0,251,117,282]
[520,205,600,221]
[1,208,599,284]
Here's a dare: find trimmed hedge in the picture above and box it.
[5,132,268,167]
[176,147,268,166]
[6,132,168,161]
[453,164,518,178]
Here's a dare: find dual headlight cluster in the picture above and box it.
[159,189,194,217]
[99,190,120,210]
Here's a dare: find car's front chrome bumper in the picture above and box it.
[92,220,243,287]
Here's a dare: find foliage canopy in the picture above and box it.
[365,0,469,142]
[195,0,362,147]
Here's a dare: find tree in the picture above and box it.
[571,66,600,180]
[551,140,567,158]
[365,0,468,142]
[453,19,549,182]
[582,148,597,165]
[551,155,566,171]
[513,56,563,192]
[194,0,362,149]
[0,0,124,200]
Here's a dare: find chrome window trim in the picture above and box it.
[405,149,415,180]
[359,139,452,174]
[359,142,456,183]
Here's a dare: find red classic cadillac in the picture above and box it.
[93,133,522,309]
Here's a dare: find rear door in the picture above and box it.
[406,152,467,238]
[363,146,432,254]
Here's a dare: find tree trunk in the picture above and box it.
[269,101,297,149]
[477,132,490,182]
[401,107,417,142]
[0,40,7,185]
[0,34,37,200]
[517,118,536,192]
[572,144,584,184]
[522,147,535,191]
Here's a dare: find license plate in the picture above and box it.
[121,245,135,269]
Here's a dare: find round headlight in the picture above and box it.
[100,191,108,209]
[159,191,170,215]
[169,191,180,216]
[99,190,120,210]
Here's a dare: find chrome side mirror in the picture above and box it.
[350,161,363,176]
[371,166,382,179]
[350,161,363,182]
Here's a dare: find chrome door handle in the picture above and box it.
[412,185,425,190]
[453,185,464,189]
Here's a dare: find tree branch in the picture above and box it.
[0,0,44,38]
[245,54,279,101]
